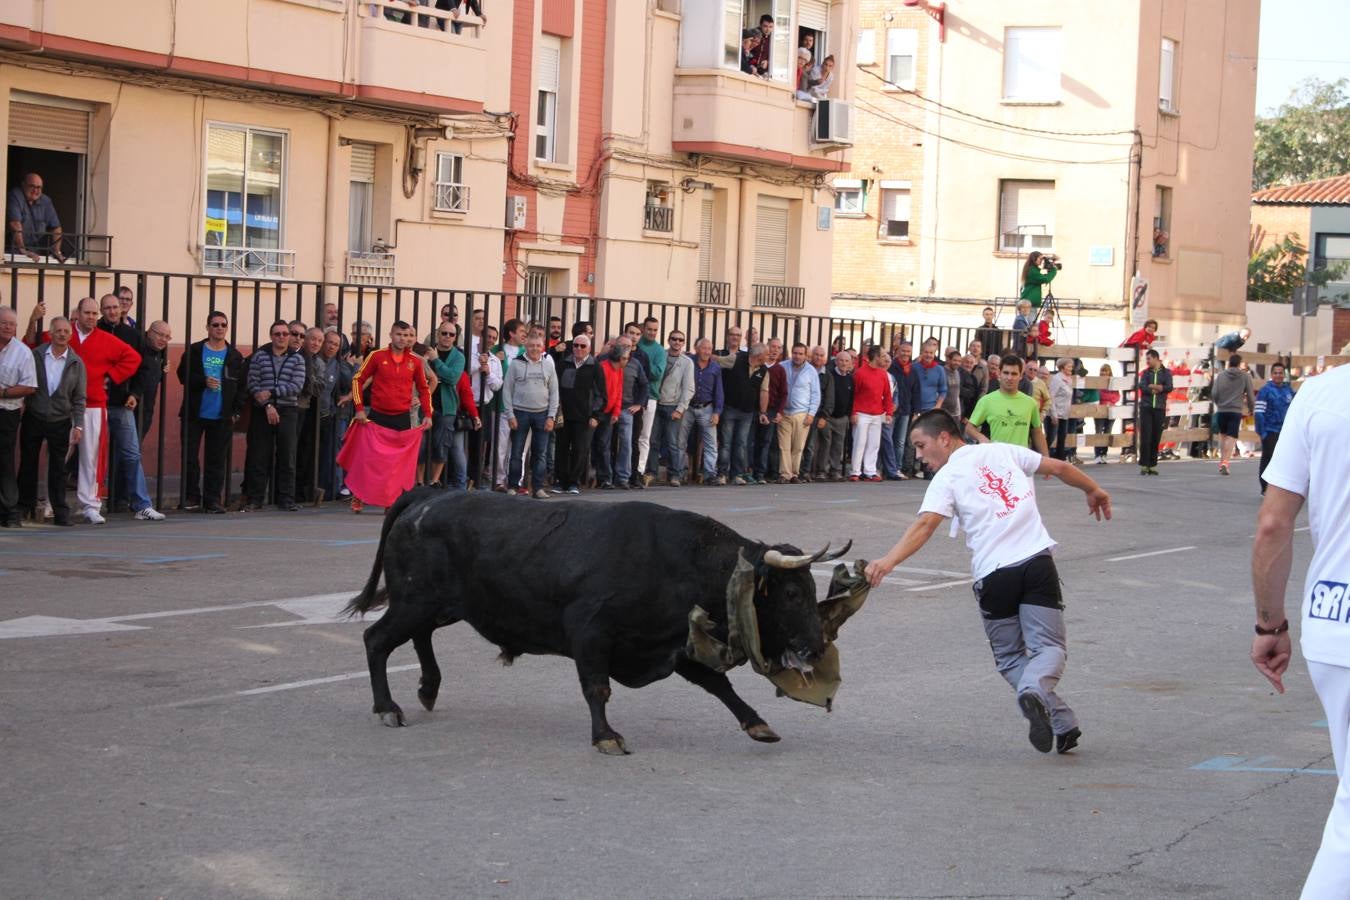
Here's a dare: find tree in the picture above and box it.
[1248,233,1348,303]
[1252,78,1350,190]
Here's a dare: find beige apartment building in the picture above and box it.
[0,0,510,307]
[0,0,861,334]
[830,0,1259,345]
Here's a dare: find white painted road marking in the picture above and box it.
[1107,546,1197,563]
[905,578,973,593]
[236,664,417,696]
[0,615,148,639]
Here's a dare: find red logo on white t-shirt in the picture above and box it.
[977,465,1021,515]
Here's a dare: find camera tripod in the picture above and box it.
[1040,290,1066,330]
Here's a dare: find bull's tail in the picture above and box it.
[341,489,430,618]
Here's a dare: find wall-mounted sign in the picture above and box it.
[1088,245,1114,266]
[817,206,832,231]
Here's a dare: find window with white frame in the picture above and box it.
[204,124,285,260]
[1003,27,1062,102]
[797,0,829,69]
[878,183,911,239]
[1159,37,1177,112]
[681,0,790,81]
[998,179,1055,251]
[886,29,917,89]
[433,152,467,212]
[833,178,865,216]
[535,37,560,162]
[856,28,876,66]
[348,142,376,252]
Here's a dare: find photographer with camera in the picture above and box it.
[1020,251,1061,310]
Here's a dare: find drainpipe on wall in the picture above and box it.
[1123,128,1143,328]
[322,115,342,286]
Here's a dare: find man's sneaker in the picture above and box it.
[847,475,860,482]
[351,498,364,514]
[1018,692,1054,753]
[1148,467,1160,476]
[1140,466,1149,476]
[182,499,202,511]
[1056,727,1082,755]
[566,486,580,494]
[731,476,747,486]
[516,487,530,496]
[550,485,565,494]
[669,478,682,488]
[337,487,352,499]
[134,507,166,521]
[533,488,549,499]
[1219,463,1230,476]
[84,510,106,525]
[866,474,883,483]
[1095,457,1107,465]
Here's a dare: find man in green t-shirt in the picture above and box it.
[964,353,1049,458]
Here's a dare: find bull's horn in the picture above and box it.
[764,544,831,569]
[820,540,853,561]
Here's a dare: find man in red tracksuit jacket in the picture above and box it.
[348,320,432,512]
[68,297,140,523]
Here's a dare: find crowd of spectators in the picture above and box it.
[380,0,484,32]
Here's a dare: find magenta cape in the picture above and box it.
[336,421,422,508]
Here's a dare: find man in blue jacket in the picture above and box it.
[1254,361,1295,496]
[884,339,921,479]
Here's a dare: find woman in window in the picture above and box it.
[1019,251,1060,310]
[805,54,836,101]
[740,30,763,76]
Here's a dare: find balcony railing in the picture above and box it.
[202,246,296,279]
[752,283,805,309]
[346,251,397,286]
[644,204,674,233]
[4,233,112,268]
[434,183,469,213]
[697,279,731,306]
[364,1,484,36]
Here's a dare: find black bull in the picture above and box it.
[344,488,851,754]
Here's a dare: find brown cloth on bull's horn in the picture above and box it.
[685,551,872,711]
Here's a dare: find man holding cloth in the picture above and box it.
[342,320,433,512]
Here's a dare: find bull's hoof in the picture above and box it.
[744,722,781,743]
[594,737,630,756]
[417,689,438,712]
[379,709,406,728]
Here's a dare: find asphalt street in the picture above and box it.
[0,457,1329,899]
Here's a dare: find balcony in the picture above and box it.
[0,1,485,116]
[671,70,848,173]
[202,246,296,280]
[345,251,397,286]
[752,284,805,309]
[697,280,731,306]
[3,234,112,269]
[644,204,674,233]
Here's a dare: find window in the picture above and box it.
[698,196,715,279]
[348,142,375,253]
[535,37,560,162]
[644,181,673,232]
[6,96,92,259]
[753,196,789,286]
[699,0,789,81]
[1313,234,1350,299]
[1153,186,1172,258]
[856,28,876,66]
[204,124,286,272]
[433,152,467,212]
[878,182,910,239]
[797,0,829,70]
[833,178,865,216]
[886,29,917,89]
[998,179,1055,251]
[1003,27,1062,102]
[1159,37,1177,113]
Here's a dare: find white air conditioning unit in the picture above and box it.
[506,195,527,230]
[812,99,853,146]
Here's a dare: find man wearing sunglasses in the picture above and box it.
[177,311,244,513]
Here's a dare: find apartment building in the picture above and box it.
[830,0,1259,345]
[0,0,858,330]
[0,0,512,294]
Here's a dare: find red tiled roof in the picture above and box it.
[1252,174,1350,205]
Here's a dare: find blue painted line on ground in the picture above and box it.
[1193,755,1336,776]
[818,498,859,505]
[726,505,776,513]
[142,554,228,564]
[1314,719,1328,728]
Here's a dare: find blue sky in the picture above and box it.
[1255,0,1350,114]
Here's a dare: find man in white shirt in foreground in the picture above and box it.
[1250,364,1350,899]
[865,409,1112,754]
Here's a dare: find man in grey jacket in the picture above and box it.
[502,334,559,498]
[1211,353,1255,476]
[647,329,695,486]
[18,316,85,526]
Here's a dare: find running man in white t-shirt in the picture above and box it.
[866,409,1112,754]
[1251,364,1350,899]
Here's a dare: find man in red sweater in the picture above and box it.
[67,297,140,523]
[346,321,432,512]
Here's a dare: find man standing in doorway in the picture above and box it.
[1250,363,1350,897]
[867,409,1111,754]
